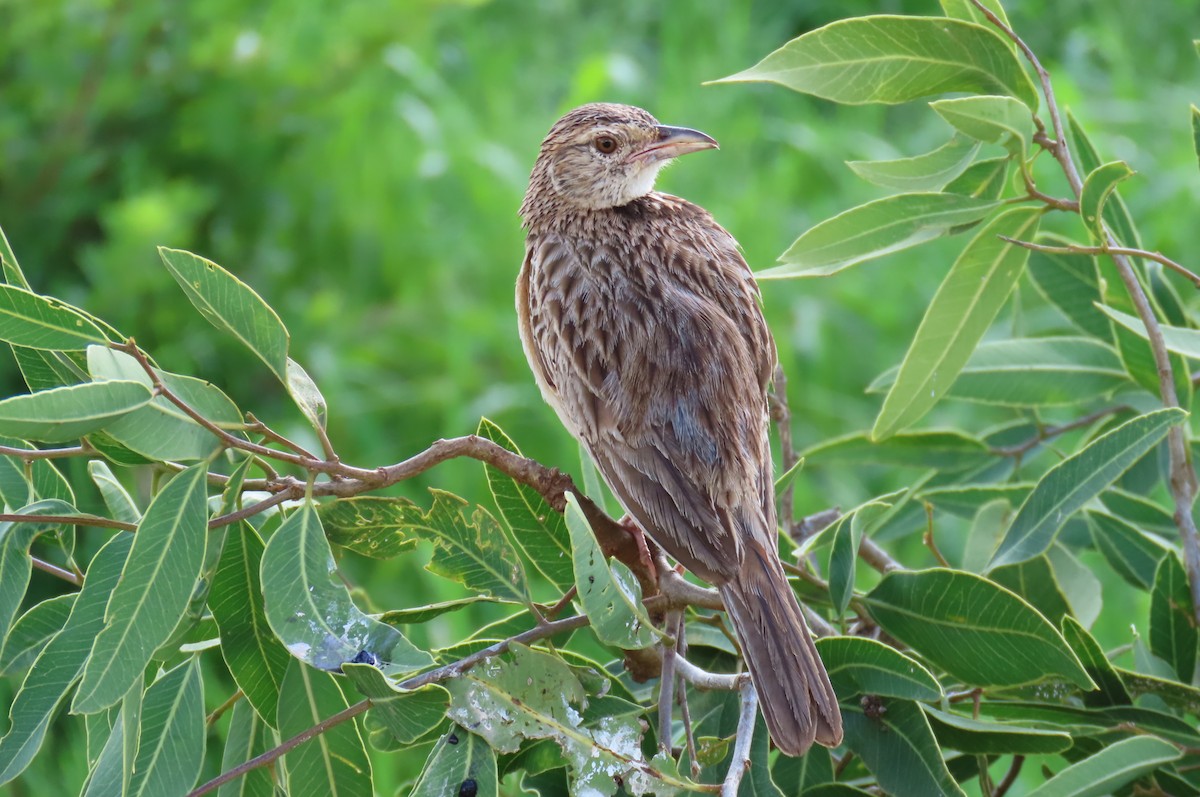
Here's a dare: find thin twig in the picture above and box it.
[998,237,1200,289]
[188,699,371,796]
[658,609,683,755]
[189,612,592,796]
[245,413,320,461]
[971,0,1200,621]
[209,488,297,529]
[720,680,758,797]
[674,658,747,691]
[858,536,903,574]
[991,405,1127,458]
[994,756,1026,797]
[31,555,83,586]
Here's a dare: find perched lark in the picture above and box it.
[517,103,842,755]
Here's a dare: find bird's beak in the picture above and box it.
[635,125,719,162]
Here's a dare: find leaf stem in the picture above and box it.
[998,237,1200,289]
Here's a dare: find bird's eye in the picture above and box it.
[594,136,618,154]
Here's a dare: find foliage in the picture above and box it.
[2,1,1200,796]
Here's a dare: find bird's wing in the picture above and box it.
[522,216,776,584]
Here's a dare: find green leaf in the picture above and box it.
[801,429,991,472]
[868,337,1127,406]
[1150,554,1197,683]
[1100,488,1177,536]
[128,658,204,797]
[0,380,152,444]
[815,636,941,700]
[864,568,1094,688]
[87,346,244,461]
[1087,510,1168,590]
[1067,112,1142,248]
[277,660,372,796]
[211,524,290,727]
[316,496,421,559]
[477,418,574,591]
[0,533,131,785]
[1061,615,1131,706]
[380,596,501,626]
[930,95,1033,157]
[158,247,289,382]
[829,501,891,618]
[989,408,1185,568]
[989,555,1072,625]
[959,498,1012,573]
[1101,303,1200,361]
[1080,161,1135,241]
[873,206,1041,439]
[841,697,966,797]
[285,357,327,432]
[943,156,1010,199]
[923,706,1072,754]
[446,643,695,795]
[73,464,210,714]
[410,727,498,797]
[0,593,75,676]
[1023,736,1180,797]
[0,500,74,643]
[1048,543,1102,629]
[713,16,1038,109]
[846,136,980,192]
[261,502,433,673]
[217,699,274,797]
[771,746,833,793]
[1025,240,1112,340]
[87,460,141,525]
[920,483,1030,519]
[760,193,1002,279]
[565,493,659,649]
[343,664,449,746]
[0,285,109,350]
[409,490,530,604]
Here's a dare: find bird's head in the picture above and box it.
[523,103,718,214]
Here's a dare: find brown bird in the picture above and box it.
[517,103,842,755]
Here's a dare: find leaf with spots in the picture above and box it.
[477,418,574,591]
[564,493,660,650]
[408,490,531,605]
[317,496,422,560]
[410,727,497,797]
[446,644,692,796]
[260,501,433,674]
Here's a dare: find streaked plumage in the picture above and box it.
[518,103,842,755]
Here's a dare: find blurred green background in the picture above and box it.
[2,0,1198,792]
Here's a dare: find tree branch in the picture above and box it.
[720,680,758,797]
[998,237,1200,289]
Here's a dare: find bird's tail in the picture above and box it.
[719,544,843,756]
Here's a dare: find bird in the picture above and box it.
[517,102,842,756]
